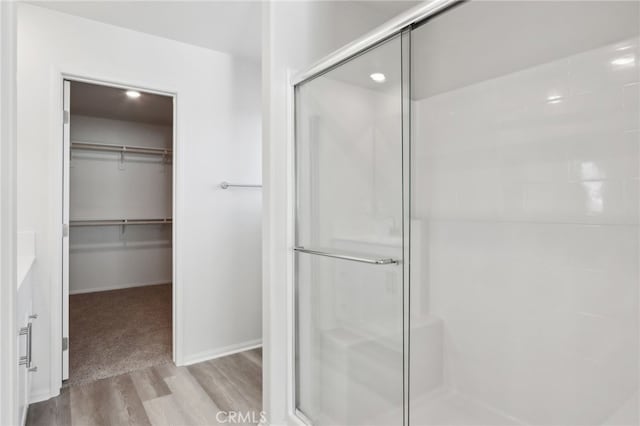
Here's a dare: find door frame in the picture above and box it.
[54,72,179,391]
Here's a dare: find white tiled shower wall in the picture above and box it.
[412,37,639,424]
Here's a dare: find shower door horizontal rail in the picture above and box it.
[293,246,399,265]
[70,218,172,226]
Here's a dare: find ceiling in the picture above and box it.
[365,0,421,16]
[316,1,639,100]
[28,1,420,61]
[49,1,639,101]
[29,1,263,59]
[70,81,173,125]
[412,0,640,99]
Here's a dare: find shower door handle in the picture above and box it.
[293,247,399,265]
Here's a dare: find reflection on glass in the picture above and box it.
[611,55,636,67]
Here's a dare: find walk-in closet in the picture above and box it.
[64,81,174,385]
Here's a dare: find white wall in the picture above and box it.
[261,1,416,423]
[0,1,18,424]
[17,3,262,401]
[69,115,172,294]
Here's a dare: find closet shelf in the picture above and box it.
[70,218,172,227]
[71,141,172,156]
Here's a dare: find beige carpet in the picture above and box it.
[69,284,172,386]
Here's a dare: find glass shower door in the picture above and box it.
[294,34,406,425]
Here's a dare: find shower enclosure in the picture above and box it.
[293,1,640,425]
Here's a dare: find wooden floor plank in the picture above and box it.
[56,388,71,426]
[25,397,59,426]
[130,366,171,402]
[143,394,198,426]
[113,374,153,426]
[163,368,223,425]
[210,353,262,411]
[26,349,262,426]
[241,348,262,368]
[69,380,103,425]
[153,362,178,380]
[188,359,258,414]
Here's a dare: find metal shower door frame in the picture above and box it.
[289,1,461,425]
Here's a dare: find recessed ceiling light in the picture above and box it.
[611,55,635,67]
[370,73,386,83]
[126,90,141,98]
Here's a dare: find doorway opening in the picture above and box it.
[62,79,175,385]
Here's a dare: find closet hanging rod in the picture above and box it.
[220,181,262,189]
[70,218,172,227]
[71,141,173,156]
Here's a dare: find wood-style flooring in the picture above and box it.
[26,348,263,426]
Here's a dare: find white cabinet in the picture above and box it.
[17,231,36,426]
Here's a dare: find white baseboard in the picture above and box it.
[69,280,171,295]
[180,339,262,366]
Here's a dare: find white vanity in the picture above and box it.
[17,231,36,426]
